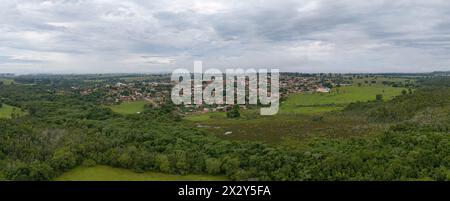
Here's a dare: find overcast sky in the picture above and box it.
[1,0,450,74]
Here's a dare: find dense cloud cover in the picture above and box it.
[1,0,450,73]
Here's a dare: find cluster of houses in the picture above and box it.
[74,73,348,114]
[280,75,336,95]
[112,82,171,105]
[76,81,172,107]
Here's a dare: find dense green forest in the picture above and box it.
[0,77,449,181]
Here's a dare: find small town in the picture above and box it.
[66,73,415,115]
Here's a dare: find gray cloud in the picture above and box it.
[0,0,449,74]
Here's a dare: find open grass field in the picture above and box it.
[350,76,414,86]
[55,165,228,181]
[120,76,151,82]
[184,111,227,121]
[185,85,406,143]
[0,104,26,119]
[186,111,378,143]
[0,78,14,85]
[108,100,149,115]
[280,86,405,114]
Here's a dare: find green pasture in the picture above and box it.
[108,100,148,115]
[0,104,26,119]
[55,165,228,181]
[280,86,405,114]
[0,78,14,85]
[350,76,414,86]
